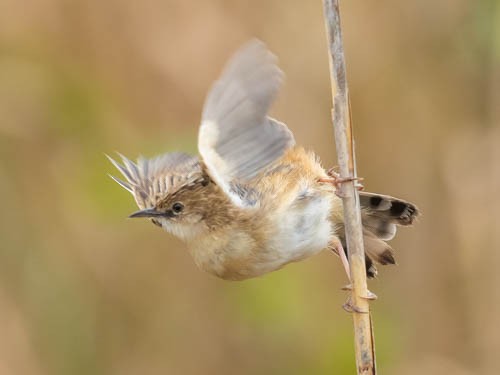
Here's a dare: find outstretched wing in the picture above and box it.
[107,152,200,209]
[198,40,295,207]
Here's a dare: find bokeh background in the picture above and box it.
[1,1,499,374]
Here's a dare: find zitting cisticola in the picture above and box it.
[108,41,418,281]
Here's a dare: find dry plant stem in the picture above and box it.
[322,1,377,374]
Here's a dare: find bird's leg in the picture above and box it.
[318,168,364,198]
[329,237,351,282]
[330,237,377,313]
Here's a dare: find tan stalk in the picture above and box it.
[322,1,377,374]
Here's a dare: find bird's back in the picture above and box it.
[250,147,334,208]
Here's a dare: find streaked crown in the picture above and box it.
[107,152,202,209]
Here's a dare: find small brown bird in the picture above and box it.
[108,40,418,281]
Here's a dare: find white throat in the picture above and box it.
[158,219,205,242]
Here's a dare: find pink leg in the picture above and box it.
[330,238,378,313]
[329,237,351,282]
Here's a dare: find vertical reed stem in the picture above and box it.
[322,1,377,373]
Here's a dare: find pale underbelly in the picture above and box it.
[267,194,333,265]
[188,179,335,280]
[211,194,334,280]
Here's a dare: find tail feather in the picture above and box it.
[360,192,418,226]
[338,192,419,278]
[362,215,397,241]
[360,192,418,277]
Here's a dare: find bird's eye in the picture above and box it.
[172,202,184,214]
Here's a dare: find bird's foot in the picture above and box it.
[342,291,376,313]
[319,168,364,197]
[341,284,378,300]
[331,240,377,312]
[363,290,378,300]
[342,296,369,314]
[326,167,340,179]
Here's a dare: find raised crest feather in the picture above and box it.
[107,152,201,209]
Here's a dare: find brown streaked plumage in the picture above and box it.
[108,40,419,281]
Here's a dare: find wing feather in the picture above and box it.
[199,40,295,207]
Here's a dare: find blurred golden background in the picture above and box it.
[1,1,498,374]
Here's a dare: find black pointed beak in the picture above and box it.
[128,208,165,218]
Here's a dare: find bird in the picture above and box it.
[107,40,418,281]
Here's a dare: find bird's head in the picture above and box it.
[128,177,219,241]
[108,152,231,242]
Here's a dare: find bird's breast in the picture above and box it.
[188,228,267,280]
[187,190,334,281]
